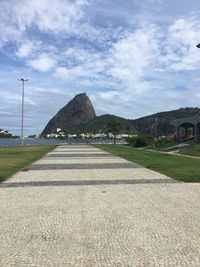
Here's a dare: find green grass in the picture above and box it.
[94,144,200,182]
[0,145,56,183]
[179,143,200,157]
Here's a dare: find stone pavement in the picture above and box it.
[0,145,200,267]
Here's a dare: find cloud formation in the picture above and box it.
[27,54,57,72]
[1,0,200,134]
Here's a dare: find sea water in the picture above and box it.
[0,138,125,147]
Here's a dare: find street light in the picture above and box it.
[18,78,29,146]
[196,44,200,48]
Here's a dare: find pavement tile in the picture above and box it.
[0,145,200,267]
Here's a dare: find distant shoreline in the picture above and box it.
[0,138,126,147]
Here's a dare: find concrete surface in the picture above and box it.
[0,145,200,267]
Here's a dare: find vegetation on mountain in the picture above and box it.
[64,107,200,137]
[133,107,200,136]
[63,114,136,135]
[41,91,200,138]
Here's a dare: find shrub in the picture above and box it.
[127,134,154,148]
[153,137,175,149]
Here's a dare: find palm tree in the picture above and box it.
[106,119,122,145]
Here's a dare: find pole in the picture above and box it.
[18,78,29,146]
[21,79,24,146]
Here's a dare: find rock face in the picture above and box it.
[42,93,96,135]
[42,96,200,137]
[133,107,200,136]
[134,116,175,136]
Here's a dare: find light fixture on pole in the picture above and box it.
[18,78,29,146]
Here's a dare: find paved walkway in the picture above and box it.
[0,145,200,267]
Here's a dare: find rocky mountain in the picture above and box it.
[41,92,200,137]
[60,107,200,137]
[133,107,200,136]
[41,93,96,135]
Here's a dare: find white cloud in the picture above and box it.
[108,25,161,91]
[1,90,37,106]
[54,49,106,81]
[0,0,89,47]
[54,67,70,79]
[54,24,161,94]
[28,86,64,94]
[16,40,42,58]
[0,0,126,50]
[52,15,200,119]
[2,0,200,134]
[162,17,200,70]
[27,54,57,72]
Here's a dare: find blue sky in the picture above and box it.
[1,0,200,135]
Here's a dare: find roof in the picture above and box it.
[171,115,200,127]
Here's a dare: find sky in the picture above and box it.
[1,0,200,135]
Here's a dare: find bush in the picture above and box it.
[153,137,175,149]
[127,134,154,148]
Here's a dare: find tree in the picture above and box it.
[106,119,122,144]
[125,125,131,136]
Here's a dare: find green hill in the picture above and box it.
[63,107,200,137]
[64,114,136,134]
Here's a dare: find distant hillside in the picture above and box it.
[64,114,136,134]
[133,107,200,136]
[64,107,200,136]
[41,92,200,137]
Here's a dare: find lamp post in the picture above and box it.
[196,44,200,141]
[18,78,29,146]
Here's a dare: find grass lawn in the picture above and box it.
[179,143,200,157]
[0,145,56,183]
[94,144,200,183]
